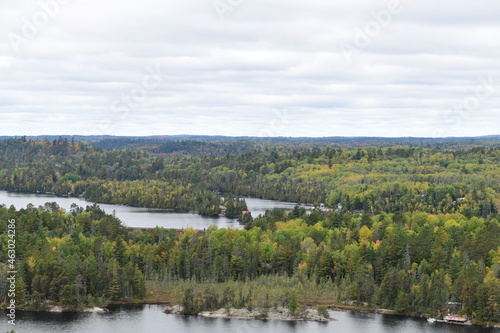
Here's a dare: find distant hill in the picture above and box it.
[0,135,499,152]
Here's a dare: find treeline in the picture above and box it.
[4,135,500,150]
[89,137,256,156]
[83,181,247,216]
[0,138,499,219]
[4,203,500,321]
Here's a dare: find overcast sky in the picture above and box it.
[1,0,499,137]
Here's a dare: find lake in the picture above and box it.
[1,304,499,333]
[0,191,303,230]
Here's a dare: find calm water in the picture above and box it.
[0,191,304,230]
[1,305,499,333]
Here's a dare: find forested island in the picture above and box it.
[1,135,500,325]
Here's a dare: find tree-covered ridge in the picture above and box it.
[0,138,499,219]
[88,137,256,156]
[224,146,500,218]
[0,203,144,309]
[3,203,500,322]
[3,135,500,150]
[0,138,248,216]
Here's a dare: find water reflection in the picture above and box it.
[3,305,500,333]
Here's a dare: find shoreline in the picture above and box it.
[49,306,109,313]
[1,305,109,313]
[5,301,500,328]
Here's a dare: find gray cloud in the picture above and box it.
[1,0,499,137]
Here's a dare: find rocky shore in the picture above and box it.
[165,305,334,322]
[49,306,108,313]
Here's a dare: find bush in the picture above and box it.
[317,305,330,319]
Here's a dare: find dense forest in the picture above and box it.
[1,136,500,323]
[0,203,144,309]
[0,137,498,218]
[2,203,500,322]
